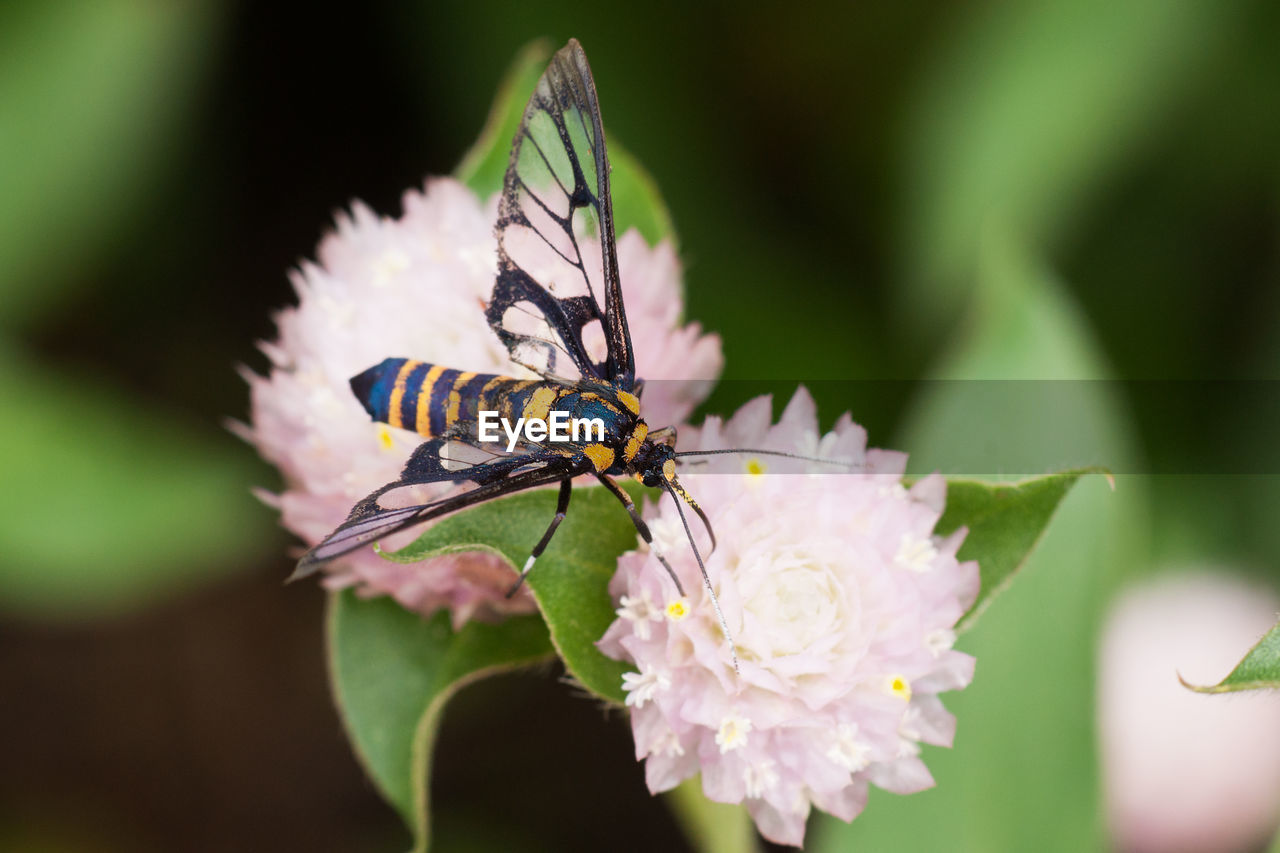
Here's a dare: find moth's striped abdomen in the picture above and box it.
[352,358,487,437]
[350,357,575,439]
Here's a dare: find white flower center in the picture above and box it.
[622,666,669,708]
[924,627,956,657]
[716,713,753,753]
[616,590,663,640]
[827,723,872,772]
[740,551,844,659]
[894,533,938,572]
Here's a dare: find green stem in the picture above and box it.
[663,776,760,853]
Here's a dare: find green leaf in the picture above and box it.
[0,0,224,327]
[937,469,1105,632]
[384,483,650,705]
[328,590,553,852]
[1182,620,1280,694]
[454,39,676,247]
[0,343,273,618]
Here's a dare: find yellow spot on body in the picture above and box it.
[662,459,676,481]
[446,371,476,427]
[523,385,558,422]
[666,598,690,621]
[617,390,641,415]
[584,443,616,472]
[414,364,446,436]
[623,422,649,462]
[746,458,766,476]
[377,425,394,450]
[887,675,912,702]
[386,359,421,429]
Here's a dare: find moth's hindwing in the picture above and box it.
[294,439,582,576]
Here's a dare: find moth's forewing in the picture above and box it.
[490,39,635,388]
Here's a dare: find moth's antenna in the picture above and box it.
[674,448,855,467]
[689,498,717,555]
[663,477,740,675]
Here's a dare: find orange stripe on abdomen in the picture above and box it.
[386,359,423,429]
[413,365,447,436]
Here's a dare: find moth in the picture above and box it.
[294,40,818,669]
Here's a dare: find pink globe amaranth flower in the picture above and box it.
[597,388,979,846]
[243,177,722,625]
[1099,573,1280,853]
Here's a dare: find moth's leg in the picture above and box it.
[595,473,687,598]
[506,477,573,597]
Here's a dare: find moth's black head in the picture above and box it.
[634,440,676,487]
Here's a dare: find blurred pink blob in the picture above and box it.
[1099,573,1280,853]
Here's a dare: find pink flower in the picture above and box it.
[243,177,722,625]
[1099,573,1280,853]
[598,388,979,846]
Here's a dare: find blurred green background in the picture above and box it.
[1,1,1278,850]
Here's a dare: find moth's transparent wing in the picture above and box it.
[291,441,578,578]
[488,39,635,387]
